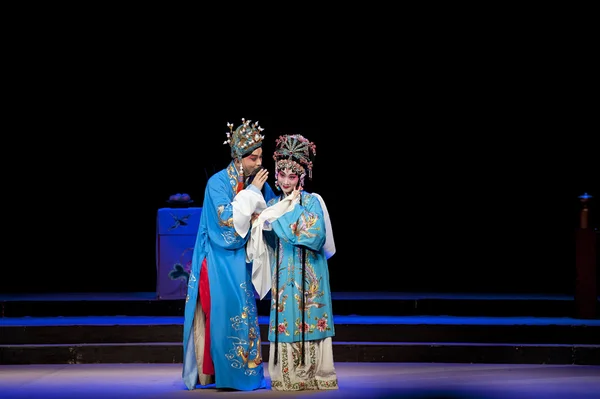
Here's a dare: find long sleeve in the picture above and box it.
[232,186,267,238]
[271,192,327,252]
[313,193,336,259]
[247,194,298,299]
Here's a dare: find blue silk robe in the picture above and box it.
[264,191,335,344]
[182,161,274,391]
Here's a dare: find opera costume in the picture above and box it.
[247,134,338,391]
[182,119,275,391]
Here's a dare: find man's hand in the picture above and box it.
[250,168,269,191]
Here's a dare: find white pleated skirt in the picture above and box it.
[268,337,338,391]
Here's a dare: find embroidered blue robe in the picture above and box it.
[265,191,336,344]
[182,161,274,391]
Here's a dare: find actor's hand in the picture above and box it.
[250,168,269,191]
[290,186,302,202]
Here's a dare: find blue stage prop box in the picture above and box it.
[156,207,202,299]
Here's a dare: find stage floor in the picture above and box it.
[1,362,599,399]
[0,291,589,301]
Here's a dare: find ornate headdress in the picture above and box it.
[273,134,316,188]
[224,118,265,161]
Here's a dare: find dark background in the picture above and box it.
[2,22,597,296]
[3,109,596,296]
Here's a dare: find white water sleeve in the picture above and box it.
[246,195,298,299]
[231,188,267,238]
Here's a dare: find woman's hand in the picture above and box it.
[290,185,303,202]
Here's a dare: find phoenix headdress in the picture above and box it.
[273,134,316,188]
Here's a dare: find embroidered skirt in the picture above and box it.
[268,337,338,391]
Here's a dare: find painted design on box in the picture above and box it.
[168,212,192,231]
[168,247,193,284]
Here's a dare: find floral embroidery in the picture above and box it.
[270,318,290,336]
[316,317,328,332]
[270,341,338,391]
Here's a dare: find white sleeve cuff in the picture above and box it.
[231,189,267,238]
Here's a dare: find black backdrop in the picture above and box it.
[2,1,598,297]
[2,36,598,295]
[3,109,596,296]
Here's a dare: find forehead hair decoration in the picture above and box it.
[273,134,316,187]
[224,118,265,162]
